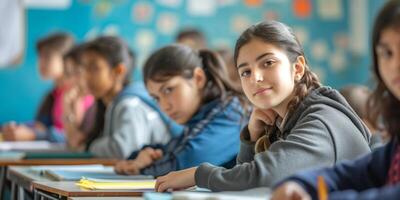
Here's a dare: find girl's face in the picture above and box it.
[146,71,205,124]
[81,51,116,98]
[64,58,88,93]
[236,38,303,116]
[38,51,64,80]
[376,27,400,100]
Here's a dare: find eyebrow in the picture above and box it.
[237,52,274,69]
[376,42,389,48]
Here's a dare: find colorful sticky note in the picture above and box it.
[293,0,312,18]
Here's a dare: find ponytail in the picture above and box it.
[198,49,243,103]
[287,65,321,113]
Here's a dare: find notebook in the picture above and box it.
[24,151,93,159]
[77,177,156,190]
[45,169,153,181]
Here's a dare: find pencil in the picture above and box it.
[318,175,328,200]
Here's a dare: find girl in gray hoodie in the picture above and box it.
[155,20,371,192]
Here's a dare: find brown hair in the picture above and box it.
[367,0,400,141]
[340,85,371,119]
[36,32,74,55]
[233,21,321,152]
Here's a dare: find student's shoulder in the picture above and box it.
[113,96,155,113]
[299,99,351,122]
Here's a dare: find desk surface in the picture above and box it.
[33,181,150,197]
[0,159,118,166]
[7,166,51,191]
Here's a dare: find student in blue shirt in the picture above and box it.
[272,1,400,199]
[114,44,249,177]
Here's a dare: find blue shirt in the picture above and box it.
[130,96,248,177]
[276,139,400,200]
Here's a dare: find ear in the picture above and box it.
[293,56,306,81]
[193,67,207,89]
[113,63,127,79]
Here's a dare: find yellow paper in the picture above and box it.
[76,177,156,190]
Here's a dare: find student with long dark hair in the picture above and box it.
[114,44,249,177]
[81,36,180,159]
[273,1,400,199]
[155,21,371,192]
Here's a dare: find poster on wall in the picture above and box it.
[0,0,25,68]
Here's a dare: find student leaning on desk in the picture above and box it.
[154,20,371,192]
[272,1,400,199]
[1,33,75,143]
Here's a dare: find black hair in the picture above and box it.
[143,44,245,105]
[83,36,135,85]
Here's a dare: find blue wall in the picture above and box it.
[0,0,387,123]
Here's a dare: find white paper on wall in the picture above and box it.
[24,0,71,9]
[157,12,179,35]
[311,39,329,61]
[349,0,368,56]
[330,50,346,72]
[293,26,309,45]
[187,0,216,16]
[316,0,342,20]
[231,15,251,34]
[135,29,156,51]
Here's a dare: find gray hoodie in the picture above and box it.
[195,86,371,191]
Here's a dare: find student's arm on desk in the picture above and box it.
[273,142,394,200]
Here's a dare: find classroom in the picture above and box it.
[0,0,399,199]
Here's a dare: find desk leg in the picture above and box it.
[17,186,25,200]
[34,189,60,200]
[33,189,39,200]
[10,181,16,200]
[0,166,6,199]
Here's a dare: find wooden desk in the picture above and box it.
[7,166,51,200]
[1,159,117,200]
[32,181,150,200]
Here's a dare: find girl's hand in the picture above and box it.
[3,123,36,141]
[135,147,163,169]
[248,108,277,142]
[114,160,141,175]
[155,167,197,192]
[271,181,311,200]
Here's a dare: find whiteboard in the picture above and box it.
[0,0,25,68]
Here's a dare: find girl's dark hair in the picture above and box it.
[36,32,74,54]
[234,21,321,115]
[233,21,321,152]
[83,36,135,85]
[367,0,400,141]
[85,100,106,150]
[143,44,245,105]
[63,44,84,64]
